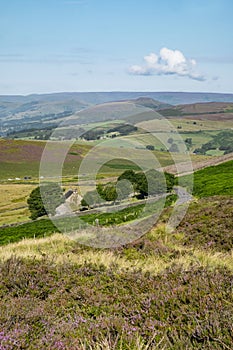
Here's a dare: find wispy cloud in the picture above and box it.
[129,47,206,81]
[0,50,92,65]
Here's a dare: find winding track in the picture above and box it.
[163,152,233,176]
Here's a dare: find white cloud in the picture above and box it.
[129,47,206,81]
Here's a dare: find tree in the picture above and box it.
[185,138,192,146]
[134,172,148,198]
[145,169,166,195]
[104,185,117,202]
[164,172,175,192]
[146,145,155,151]
[169,143,179,153]
[116,179,133,200]
[167,137,174,144]
[97,183,117,202]
[117,168,175,200]
[27,183,65,220]
[117,170,137,196]
[118,170,136,184]
[81,190,101,208]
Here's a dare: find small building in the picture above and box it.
[64,190,73,199]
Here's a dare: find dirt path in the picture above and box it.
[163,152,233,176]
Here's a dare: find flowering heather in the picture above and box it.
[0,256,232,349]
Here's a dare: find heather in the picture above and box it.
[176,196,233,252]
[0,256,232,349]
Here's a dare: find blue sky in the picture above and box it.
[0,0,233,94]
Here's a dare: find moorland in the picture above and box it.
[0,92,232,349]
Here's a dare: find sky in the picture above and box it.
[0,0,233,94]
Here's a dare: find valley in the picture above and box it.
[0,94,232,349]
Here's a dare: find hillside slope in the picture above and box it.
[159,102,233,121]
[2,92,233,135]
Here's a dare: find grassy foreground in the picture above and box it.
[0,195,232,349]
[0,160,233,348]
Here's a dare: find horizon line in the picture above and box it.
[0,90,233,97]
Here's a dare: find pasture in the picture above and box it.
[180,160,233,197]
[0,184,35,225]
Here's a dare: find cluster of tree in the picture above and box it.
[27,183,65,220]
[118,169,175,199]
[7,125,56,139]
[81,169,175,208]
[82,129,103,141]
[27,170,176,215]
[167,137,179,152]
[146,145,155,150]
[52,127,85,140]
[194,131,233,155]
[81,184,118,207]
[82,124,138,141]
[108,124,137,136]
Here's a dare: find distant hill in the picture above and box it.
[0,98,91,135]
[1,92,233,135]
[159,102,233,120]
[1,91,233,105]
[1,99,167,136]
[125,97,171,110]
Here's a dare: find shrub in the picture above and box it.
[27,183,65,220]
[0,258,232,349]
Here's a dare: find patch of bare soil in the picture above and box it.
[163,152,233,176]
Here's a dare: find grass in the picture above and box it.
[0,230,232,273]
[124,129,220,153]
[180,159,233,197]
[0,139,90,180]
[0,109,233,348]
[137,117,233,132]
[81,195,177,226]
[0,136,212,188]
[206,149,224,156]
[0,218,58,245]
[0,184,35,225]
[0,228,232,349]
[0,161,41,180]
[0,187,232,348]
[0,195,176,246]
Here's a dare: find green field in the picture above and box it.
[124,130,220,152]
[0,139,91,181]
[0,218,57,245]
[0,195,177,246]
[181,160,233,197]
[0,138,201,181]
